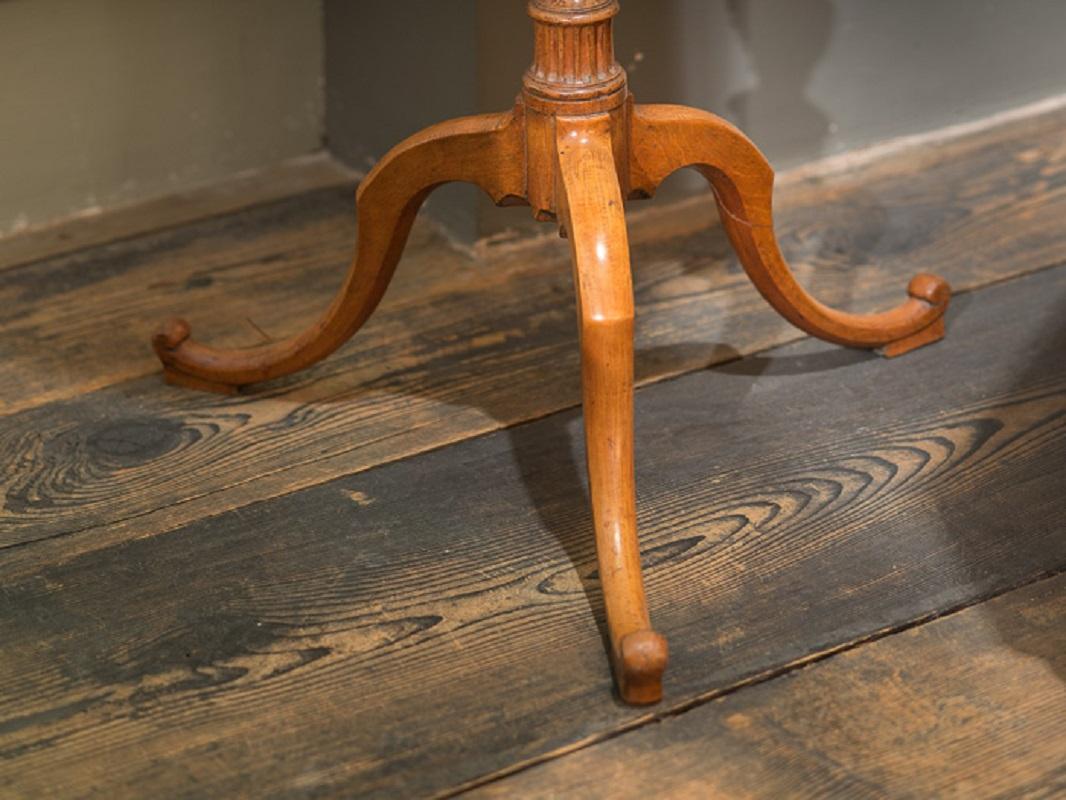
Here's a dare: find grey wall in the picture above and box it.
[5,0,1066,243]
[326,0,1066,240]
[325,1,479,238]
[0,0,323,237]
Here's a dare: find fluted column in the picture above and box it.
[523,0,626,113]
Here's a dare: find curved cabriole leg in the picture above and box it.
[630,104,950,355]
[557,114,669,705]
[153,111,526,392]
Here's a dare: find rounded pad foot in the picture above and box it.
[618,629,669,705]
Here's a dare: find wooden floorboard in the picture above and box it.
[1,266,1063,798]
[468,573,1066,800]
[2,104,1066,563]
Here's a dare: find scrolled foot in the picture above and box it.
[618,630,669,705]
[875,273,950,357]
[153,317,191,351]
[879,317,946,358]
[907,273,951,308]
[149,318,237,394]
[151,318,241,394]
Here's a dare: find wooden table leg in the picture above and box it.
[153,112,525,392]
[629,104,951,355]
[557,113,668,705]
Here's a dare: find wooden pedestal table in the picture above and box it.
[153,0,950,706]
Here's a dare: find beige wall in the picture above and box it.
[0,0,323,237]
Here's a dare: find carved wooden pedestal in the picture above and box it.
[153,0,950,705]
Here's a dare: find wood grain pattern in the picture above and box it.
[1,266,1063,797]
[470,573,1066,799]
[2,105,1065,560]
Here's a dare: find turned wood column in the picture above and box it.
[522,0,630,220]
[524,0,625,111]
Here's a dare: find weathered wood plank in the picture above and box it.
[1,267,1063,797]
[3,105,1066,555]
[470,573,1066,800]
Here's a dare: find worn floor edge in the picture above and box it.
[440,567,1066,799]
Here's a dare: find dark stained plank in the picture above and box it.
[470,573,1066,800]
[3,104,1066,555]
[1,266,1063,798]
